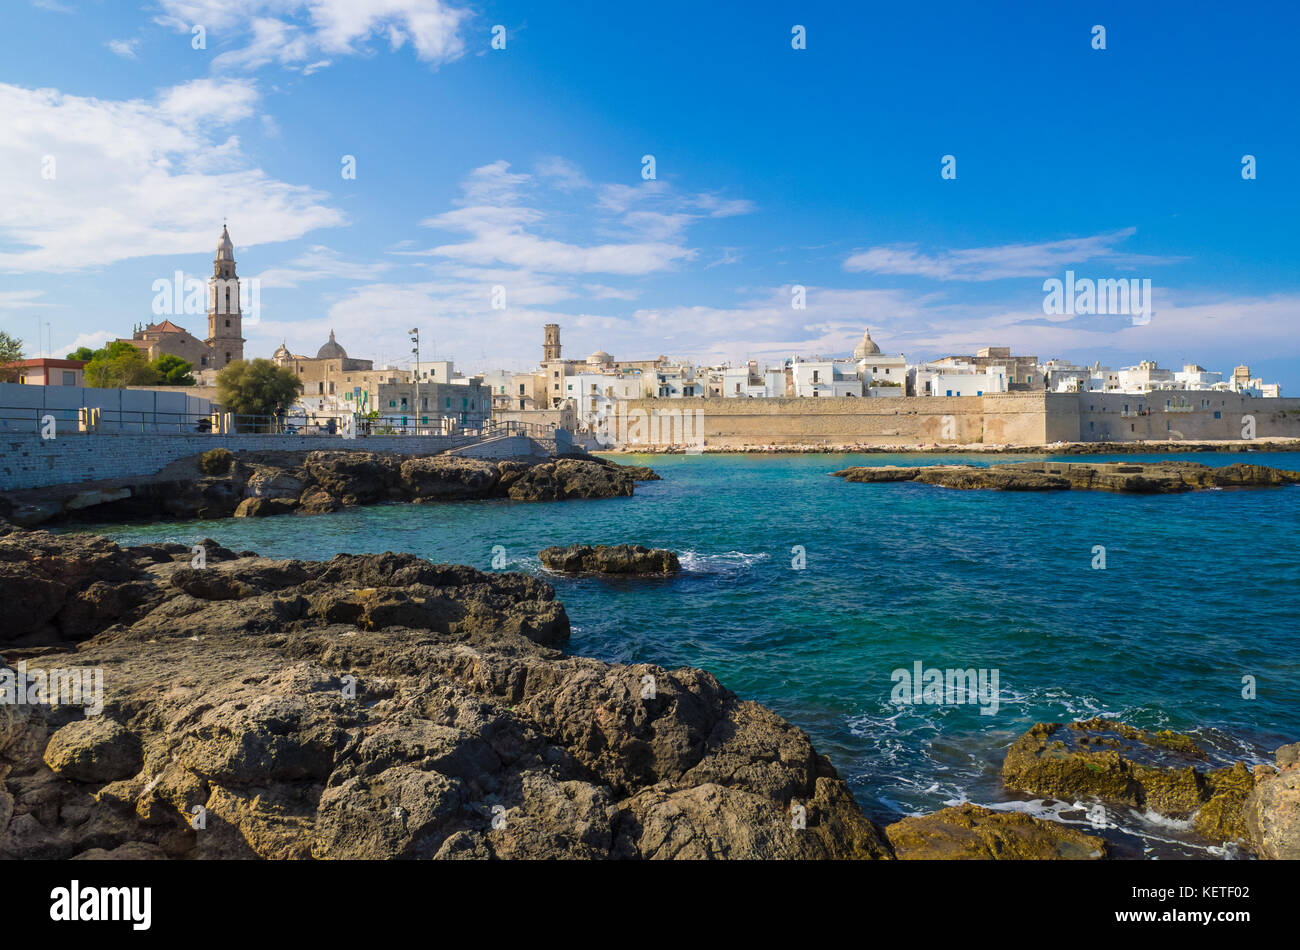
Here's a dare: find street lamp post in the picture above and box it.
[409,327,420,434]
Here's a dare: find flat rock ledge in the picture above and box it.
[0,452,659,528]
[0,530,889,860]
[1000,718,1300,855]
[832,460,1300,493]
[539,544,681,575]
[886,803,1108,860]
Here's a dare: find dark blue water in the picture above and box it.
[85,451,1300,857]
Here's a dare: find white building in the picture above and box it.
[722,362,785,397]
[565,371,646,420]
[790,359,864,397]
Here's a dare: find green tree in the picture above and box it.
[151,353,196,386]
[66,346,98,361]
[216,358,303,428]
[83,341,161,388]
[0,331,25,383]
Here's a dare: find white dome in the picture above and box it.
[853,328,882,359]
[587,350,613,365]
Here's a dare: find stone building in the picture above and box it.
[117,225,247,374]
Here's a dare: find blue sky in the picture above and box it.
[2,0,1298,387]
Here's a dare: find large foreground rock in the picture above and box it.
[539,544,680,575]
[885,803,1108,860]
[1244,743,1300,859]
[0,531,889,860]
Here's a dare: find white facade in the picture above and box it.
[722,364,785,397]
[791,360,863,398]
[928,369,1008,397]
[858,354,907,389]
[566,372,645,420]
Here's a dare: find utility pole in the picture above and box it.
[409,327,420,434]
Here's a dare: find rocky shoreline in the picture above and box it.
[0,450,655,528]
[832,459,1300,493]
[2,525,1295,859]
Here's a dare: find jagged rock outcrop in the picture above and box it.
[0,531,889,860]
[1002,719,1261,847]
[1,452,658,527]
[506,459,636,502]
[885,803,1108,860]
[1244,743,1300,859]
[539,545,681,575]
[832,460,1300,493]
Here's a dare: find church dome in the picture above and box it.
[216,224,234,261]
[586,349,613,366]
[316,329,348,360]
[853,328,882,359]
[272,341,292,362]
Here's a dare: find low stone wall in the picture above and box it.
[600,392,1300,450]
[0,431,469,492]
[613,393,1048,448]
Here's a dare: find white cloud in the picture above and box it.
[417,161,698,276]
[155,0,471,72]
[0,80,344,273]
[107,38,140,59]
[53,330,115,357]
[844,228,1180,281]
[0,289,54,310]
[254,246,393,288]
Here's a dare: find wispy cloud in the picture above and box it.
[844,228,1180,281]
[154,0,472,73]
[107,38,140,59]
[0,79,343,273]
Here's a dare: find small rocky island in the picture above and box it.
[831,460,1300,493]
[539,544,681,575]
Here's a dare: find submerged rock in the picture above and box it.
[0,531,888,860]
[885,803,1108,860]
[539,544,681,575]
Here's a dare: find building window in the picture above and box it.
[62,371,75,385]
[1214,411,1221,419]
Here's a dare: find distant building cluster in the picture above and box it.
[5,225,1284,438]
[482,324,1282,438]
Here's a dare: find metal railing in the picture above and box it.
[0,406,558,440]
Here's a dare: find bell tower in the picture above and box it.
[543,323,561,362]
[207,224,245,367]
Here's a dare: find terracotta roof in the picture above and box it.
[146,320,188,333]
[6,358,87,369]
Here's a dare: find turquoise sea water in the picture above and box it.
[84,452,1300,858]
